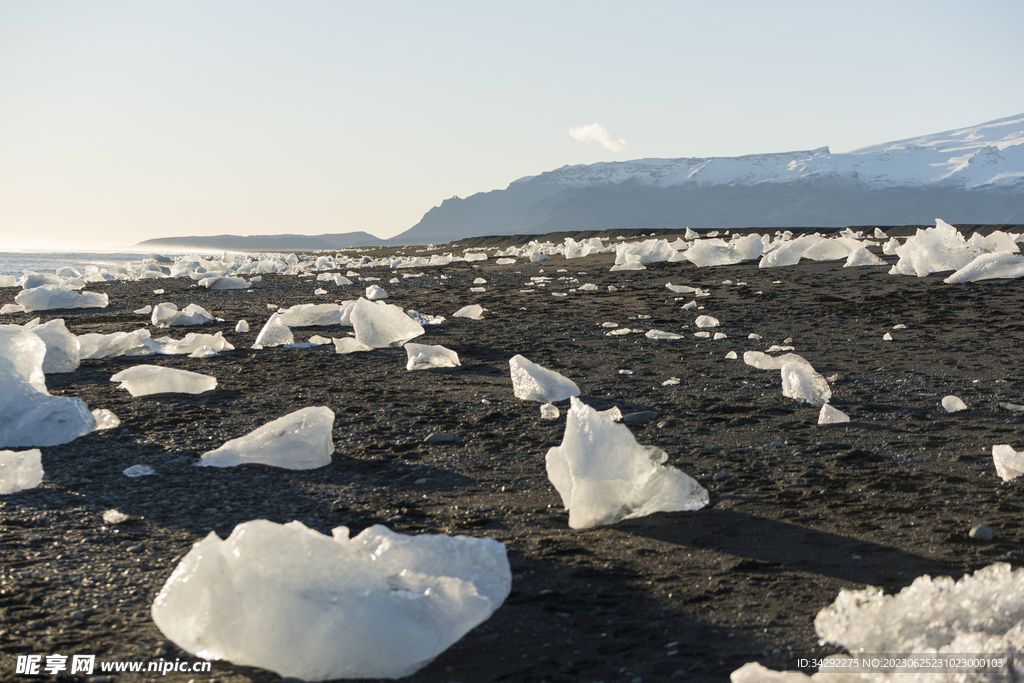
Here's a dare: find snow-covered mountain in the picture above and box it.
[396,114,1024,244]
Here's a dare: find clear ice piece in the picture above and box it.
[404,343,460,370]
[509,354,580,403]
[111,366,218,397]
[198,406,335,470]
[0,448,43,494]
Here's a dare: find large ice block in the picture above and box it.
[0,449,44,494]
[351,298,425,348]
[110,366,218,397]
[198,406,334,470]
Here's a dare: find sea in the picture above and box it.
[0,250,188,279]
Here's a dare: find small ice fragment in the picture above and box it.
[552,292,567,297]
[540,403,560,420]
[578,283,598,291]
[453,304,484,319]
[693,331,710,338]
[666,283,697,293]
[314,288,328,295]
[235,320,249,333]
[267,303,278,309]
[744,351,809,370]
[473,278,487,284]
[546,397,708,529]
[598,406,623,422]
[893,324,907,329]
[783,337,793,344]
[134,305,153,315]
[781,362,832,406]
[1,303,25,314]
[970,524,993,542]
[662,377,681,386]
[123,464,156,477]
[645,329,683,340]
[713,332,727,340]
[883,333,893,341]
[606,328,634,336]
[509,354,580,403]
[1001,402,1024,412]
[470,287,486,292]
[365,285,388,300]
[725,351,738,359]
[818,404,850,425]
[308,335,331,345]
[153,289,165,294]
[91,409,120,430]
[199,407,335,470]
[102,509,129,524]
[993,444,1024,482]
[942,395,967,413]
[188,345,217,358]
[333,337,372,354]
[0,449,43,494]
[695,315,720,328]
[748,333,761,340]
[601,322,618,328]
[111,366,217,397]
[404,343,460,370]
[618,369,633,375]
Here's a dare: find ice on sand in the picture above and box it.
[0,449,44,494]
[818,404,849,425]
[844,246,886,267]
[351,298,425,348]
[91,409,120,430]
[78,329,152,359]
[333,337,372,354]
[152,303,216,328]
[944,251,1024,283]
[365,284,388,300]
[993,444,1024,482]
[645,329,684,340]
[404,343,460,370]
[152,520,511,681]
[743,351,810,370]
[253,313,294,349]
[15,285,108,312]
[546,397,708,529]
[0,326,95,448]
[24,318,80,373]
[781,361,832,406]
[199,407,335,470]
[509,354,580,403]
[942,395,968,413]
[234,320,249,333]
[694,315,720,328]
[453,304,484,319]
[540,403,560,420]
[111,366,217,397]
[142,331,234,355]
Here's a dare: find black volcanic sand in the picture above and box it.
[2,229,1024,683]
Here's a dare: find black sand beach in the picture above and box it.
[3,226,1024,682]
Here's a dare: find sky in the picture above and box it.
[2,0,1023,249]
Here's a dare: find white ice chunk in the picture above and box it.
[0,326,95,448]
[781,361,832,406]
[78,329,152,359]
[333,337,372,354]
[234,320,249,333]
[91,408,121,430]
[546,397,708,529]
[102,509,129,524]
[351,298,424,348]
[743,351,810,370]
[843,246,886,267]
[111,366,217,397]
[15,285,108,312]
[725,351,738,359]
[666,283,697,294]
[645,329,683,340]
[198,407,335,470]
[890,218,977,277]
[509,354,580,403]
[274,303,351,327]
[123,464,156,477]
[0,275,18,288]
[453,304,484,319]
[694,315,720,328]
[152,520,510,680]
[993,444,1024,482]
[0,449,44,494]
[365,284,388,300]
[943,251,1024,283]
[200,276,250,290]
[540,403,559,420]
[134,304,152,315]
[152,302,215,327]
[1,303,25,314]
[253,313,294,349]
[24,318,80,373]
[141,332,234,356]
[818,404,850,425]
[942,395,967,413]
[404,343,460,371]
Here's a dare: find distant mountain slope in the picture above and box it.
[134,232,383,251]
[392,113,1024,244]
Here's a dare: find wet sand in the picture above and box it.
[2,227,1024,682]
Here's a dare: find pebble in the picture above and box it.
[970,524,993,542]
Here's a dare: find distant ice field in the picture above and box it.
[0,250,185,278]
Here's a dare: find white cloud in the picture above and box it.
[568,123,627,152]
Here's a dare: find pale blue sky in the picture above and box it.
[2,0,1023,248]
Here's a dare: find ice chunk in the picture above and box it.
[404,343,460,370]
[781,361,832,406]
[102,509,129,524]
[695,315,720,328]
[993,444,1024,482]
[365,284,387,300]
[0,326,95,447]
[0,449,44,494]
[134,304,152,315]
[546,397,708,529]
[540,403,559,420]
[351,298,424,348]
[199,407,334,470]
[890,218,977,277]
[645,329,683,340]
[123,464,156,477]
[665,283,697,294]
[79,329,152,359]
[333,337,372,354]
[743,351,810,370]
[453,304,485,319]
[141,331,234,356]
[274,303,351,327]
[942,395,967,413]
[509,354,580,403]
[253,313,294,349]
[24,318,80,373]
[1,303,25,314]
[152,520,510,680]
[91,408,120,430]
[844,246,886,267]
[15,285,108,312]
[943,251,1024,283]
[818,404,849,425]
[725,351,738,359]
[713,332,727,340]
[0,275,18,288]
[234,320,249,333]
[152,303,215,327]
[111,366,217,397]
[199,276,249,289]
